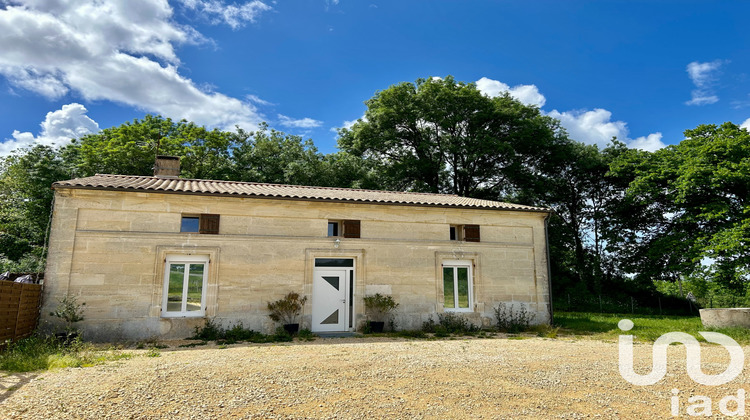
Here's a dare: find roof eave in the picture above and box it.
[52,184,552,214]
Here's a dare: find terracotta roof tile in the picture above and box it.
[53,174,550,212]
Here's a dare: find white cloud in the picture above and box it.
[475,77,546,107]
[178,0,271,29]
[340,119,358,130]
[277,114,323,129]
[246,94,273,106]
[1,103,99,155]
[0,1,268,133]
[475,76,662,151]
[330,115,366,133]
[0,66,69,99]
[741,118,750,131]
[628,133,666,153]
[547,108,665,152]
[685,60,725,106]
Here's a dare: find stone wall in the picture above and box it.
[42,188,551,341]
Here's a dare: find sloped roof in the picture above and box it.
[53,174,550,212]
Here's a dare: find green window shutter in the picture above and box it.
[464,224,480,242]
[343,219,361,238]
[199,214,220,234]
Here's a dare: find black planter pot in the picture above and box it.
[369,321,385,333]
[283,323,300,335]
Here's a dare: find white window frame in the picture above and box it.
[442,260,473,312]
[162,254,209,318]
[449,225,463,241]
[327,220,341,237]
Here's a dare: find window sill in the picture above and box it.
[161,312,205,318]
[444,308,474,313]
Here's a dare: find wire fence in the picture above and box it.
[553,292,699,316]
[695,294,750,309]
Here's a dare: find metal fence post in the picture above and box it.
[658,296,662,315]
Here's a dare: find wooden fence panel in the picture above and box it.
[16,284,43,340]
[0,281,42,344]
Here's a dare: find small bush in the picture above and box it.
[422,313,479,336]
[190,319,303,344]
[271,327,293,342]
[50,295,86,335]
[224,322,262,343]
[363,293,399,322]
[494,302,535,333]
[267,292,307,325]
[297,329,316,341]
[191,319,224,341]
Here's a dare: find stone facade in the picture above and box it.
[42,187,552,341]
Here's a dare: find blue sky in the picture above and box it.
[1,0,750,156]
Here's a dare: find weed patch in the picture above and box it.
[0,335,132,373]
[422,313,480,336]
[190,319,307,344]
[494,302,535,333]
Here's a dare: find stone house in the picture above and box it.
[42,157,553,341]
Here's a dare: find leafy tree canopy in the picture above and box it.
[611,122,750,290]
[338,76,568,199]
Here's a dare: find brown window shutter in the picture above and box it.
[343,220,361,238]
[199,214,220,234]
[464,224,480,242]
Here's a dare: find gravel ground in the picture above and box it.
[1,336,748,419]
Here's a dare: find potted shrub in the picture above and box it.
[363,293,398,333]
[50,295,86,344]
[267,292,307,334]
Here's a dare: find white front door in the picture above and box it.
[312,260,354,332]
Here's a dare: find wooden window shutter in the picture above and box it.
[343,220,361,238]
[199,214,220,234]
[464,224,480,242]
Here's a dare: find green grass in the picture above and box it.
[554,311,750,344]
[0,336,133,373]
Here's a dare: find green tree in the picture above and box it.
[338,76,566,198]
[76,115,237,179]
[0,145,73,270]
[230,123,325,185]
[611,122,750,293]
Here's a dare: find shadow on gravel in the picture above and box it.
[0,372,38,403]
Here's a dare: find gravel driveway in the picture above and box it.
[1,336,748,419]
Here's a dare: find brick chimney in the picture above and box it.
[154,155,180,178]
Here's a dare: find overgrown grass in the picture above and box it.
[0,335,133,373]
[554,311,750,344]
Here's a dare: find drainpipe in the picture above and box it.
[544,212,554,323]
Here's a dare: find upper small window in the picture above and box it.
[449,225,480,242]
[181,216,200,233]
[181,214,220,234]
[449,225,461,241]
[328,221,340,237]
[328,220,361,238]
